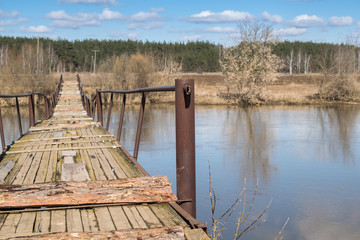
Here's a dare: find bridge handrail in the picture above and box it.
[76,74,197,218]
[0,74,63,151]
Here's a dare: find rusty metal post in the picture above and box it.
[175,78,196,218]
[117,94,126,142]
[15,97,23,137]
[105,93,113,130]
[29,93,35,127]
[0,107,5,151]
[45,97,49,118]
[96,89,103,125]
[133,92,146,159]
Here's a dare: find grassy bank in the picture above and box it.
[1,72,360,107]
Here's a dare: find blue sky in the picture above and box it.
[0,0,359,44]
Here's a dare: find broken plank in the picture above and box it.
[0,175,176,208]
[6,145,121,155]
[3,226,186,239]
[0,161,15,184]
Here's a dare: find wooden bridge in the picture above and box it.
[0,76,208,239]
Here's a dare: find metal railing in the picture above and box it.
[0,75,63,151]
[77,74,197,218]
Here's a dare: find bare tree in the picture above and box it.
[220,21,281,104]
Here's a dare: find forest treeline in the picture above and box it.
[0,36,359,74]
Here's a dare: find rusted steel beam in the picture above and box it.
[175,79,196,218]
[3,226,185,240]
[0,175,176,208]
[133,92,146,159]
[15,97,23,137]
[117,94,126,142]
[96,89,103,125]
[0,107,5,151]
[105,92,113,130]
[28,93,35,127]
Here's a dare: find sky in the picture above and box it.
[0,0,359,45]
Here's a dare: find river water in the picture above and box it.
[1,104,360,239]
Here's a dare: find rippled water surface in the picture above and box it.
[1,104,360,239]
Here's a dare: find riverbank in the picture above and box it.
[1,72,360,107]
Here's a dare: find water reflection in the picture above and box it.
[317,105,360,164]
[1,104,360,239]
[222,107,275,183]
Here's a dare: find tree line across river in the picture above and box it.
[0,36,359,74]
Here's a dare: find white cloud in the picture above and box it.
[358,22,360,28]
[129,11,162,22]
[0,18,28,26]
[275,27,307,36]
[20,25,53,33]
[52,19,100,28]
[128,22,164,30]
[150,8,165,13]
[0,10,21,18]
[261,11,284,24]
[205,26,237,33]
[59,0,118,5]
[290,14,324,27]
[0,27,5,31]
[99,8,124,20]
[328,16,353,26]
[45,9,164,30]
[186,10,254,23]
[128,32,139,39]
[179,34,202,42]
[46,10,101,28]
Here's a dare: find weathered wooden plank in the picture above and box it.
[0,176,176,208]
[150,204,177,227]
[15,212,36,234]
[0,161,15,184]
[78,149,96,180]
[136,205,162,228]
[44,149,57,183]
[184,228,210,240]
[108,206,132,230]
[80,128,107,181]
[61,163,90,182]
[123,206,147,229]
[153,203,189,228]
[94,207,115,231]
[34,151,51,184]
[66,209,83,232]
[7,132,46,185]
[0,214,21,234]
[3,226,186,239]
[6,145,121,155]
[90,127,143,178]
[34,211,50,233]
[50,210,66,232]
[29,122,100,132]
[15,135,113,143]
[80,209,99,232]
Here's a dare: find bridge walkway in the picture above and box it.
[0,78,208,239]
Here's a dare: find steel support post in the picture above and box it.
[175,78,196,218]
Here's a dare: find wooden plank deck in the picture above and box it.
[0,78,208,239]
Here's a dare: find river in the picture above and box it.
[1,104,360,239]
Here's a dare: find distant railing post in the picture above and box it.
[133,92,146,159]
[0,106,5,151]
[175,78,196,218]
[117,94,126,142]
[105,93,113,130]
[96,89,103,125]
[44,97,49,118]
[29,93,35,127]
[15,97,23,137]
